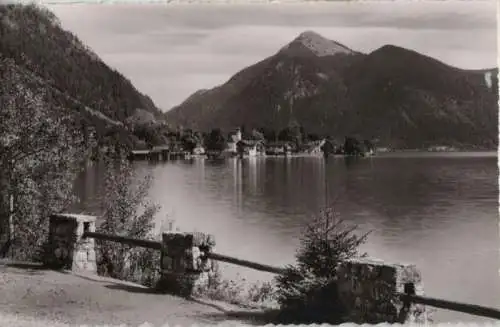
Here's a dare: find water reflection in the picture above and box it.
[248,157,258,195]
[233,158,243,214]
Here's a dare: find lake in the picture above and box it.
[75,152,499,323]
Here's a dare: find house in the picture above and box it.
[193,144,206,155]
[265,141,292,156]
[226,128,243,154]
[164,139,183,152]
[236,139,265,157]
[305,139,326,155]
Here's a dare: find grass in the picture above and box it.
[193,270,279,310]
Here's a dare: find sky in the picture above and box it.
[46,1,498,111]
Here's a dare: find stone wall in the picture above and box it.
[43,214,97,274]
[336,258,426,324]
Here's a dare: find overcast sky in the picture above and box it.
[46,1,497,111]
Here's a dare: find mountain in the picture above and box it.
[0,4,168,150]
[165,31,498,149]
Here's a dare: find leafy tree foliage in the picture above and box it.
[363,139,375,152]
[181,136,197,154]
[96,154,161,286]
[274,208,369,324]
[343,136,364,156]
[132,124,168,148]
[0,57,95,260]
[250,129,265,141]
[258,127,277,143]
[205,128,227,153]
[236,140,246,158]
[343,137,375,156]
[320,139,336,157]
[180,130,200,154]
[307,133,321,142]
[278,122,306,149]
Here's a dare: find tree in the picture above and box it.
[0,58,95,259]
[320,139,335,158]
[96,154,161,286]
[363,139,375,153]
[102,125,134,154]
[236,140,246,158]
[278,122,304,150]
[274,207,369,324]
[132,123,167,148]
[307,133,321,142]
[181,134,197,154]
[250,129,265,141]
[260,128,276,143]
[343,136,363,156]
[277,128,291,142]
[205,128,227,153]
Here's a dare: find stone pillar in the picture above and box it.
[44,214,97,274]
[335,258,426,324]
[158,231,216,297]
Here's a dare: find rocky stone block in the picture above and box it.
[44,214,97,274]
[336,258,425,324]
[159,231,217,297]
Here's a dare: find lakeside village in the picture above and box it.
[128,126,459,161]
[129,127,378,161]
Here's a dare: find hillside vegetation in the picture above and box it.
[0,4,169,151]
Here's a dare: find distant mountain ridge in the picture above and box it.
[165,31,498,149]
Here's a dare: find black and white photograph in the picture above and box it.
[0,1,498,326]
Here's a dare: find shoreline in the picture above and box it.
[191,150,497,160]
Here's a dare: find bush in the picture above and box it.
[194,268,277,310]
[274,207,369,324]
[95,153,162,286]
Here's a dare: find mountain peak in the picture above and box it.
[280,30,354,57]
[296,30,325,42]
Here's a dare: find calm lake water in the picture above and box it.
[75,152,499,323]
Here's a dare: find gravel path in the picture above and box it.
[0,261,269,326]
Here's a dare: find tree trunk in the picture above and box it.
[8,193,14,257]
[0,193,13,258]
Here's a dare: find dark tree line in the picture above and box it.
[321,137,375,157]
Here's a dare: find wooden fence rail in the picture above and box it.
[82,231,162,250]
[400,293,500,320]
[205,252,287,275]
[81,231,500,321]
